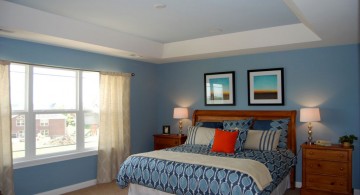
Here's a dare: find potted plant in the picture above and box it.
[338,134,358,147]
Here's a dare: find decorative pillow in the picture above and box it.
[244,130,281,151]
[195,122,223,129]
[251,118,289,149]
[223,118,253,131]
[270,119,289,149]
[184,126,215,145]
[211,129,238,154]
[208,128,248,152]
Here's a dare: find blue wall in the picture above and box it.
[0,37,159,194]
[13,156,97,194]
[155,44,360,188]
[1,37,359,192]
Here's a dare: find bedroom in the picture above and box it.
[0,0,359,194]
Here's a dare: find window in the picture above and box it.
[16,115,25,126]
[10,63,99,163]
[40,119,49,126]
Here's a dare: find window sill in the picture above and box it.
[13,150,98,169]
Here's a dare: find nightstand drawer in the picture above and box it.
[155,138,180,146]
[305,149,349,162]
[306,174,348,193]
[153,134,187,150]
[306,160,348,177]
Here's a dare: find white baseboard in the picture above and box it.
[35,179,97,195]
[295,182,359,195]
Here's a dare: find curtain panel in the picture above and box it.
[0,61,15,195]
[97,72,131,183]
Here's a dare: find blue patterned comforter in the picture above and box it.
[116,144,296,195]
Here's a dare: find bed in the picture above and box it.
[117,110,297,195]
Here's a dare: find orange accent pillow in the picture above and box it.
[211,129,239,154]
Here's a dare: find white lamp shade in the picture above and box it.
[173,107,188,119]
[300,108,321,122]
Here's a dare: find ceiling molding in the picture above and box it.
[0,0,358,64]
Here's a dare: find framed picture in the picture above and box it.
[162,125,170,134]
[247,68,284,106]
[204,71,235,106]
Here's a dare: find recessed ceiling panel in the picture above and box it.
[5,0,300,43]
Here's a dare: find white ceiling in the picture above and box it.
[0,0,359,64]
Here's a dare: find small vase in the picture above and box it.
[342,142,351,147]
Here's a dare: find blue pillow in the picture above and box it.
[251,118,290,149]
[195,122,223,129]
[223,118,253,130]
[252,120,272,130]
[270,118,289,149]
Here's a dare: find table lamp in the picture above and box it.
[300,108,321,144]
[173,107,188,135]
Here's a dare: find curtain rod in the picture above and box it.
[0,59,135,76]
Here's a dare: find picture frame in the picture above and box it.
[162,125,170,134]
[247,68,284,106]
[204,71,235,106]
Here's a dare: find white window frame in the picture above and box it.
[11,64,99,169]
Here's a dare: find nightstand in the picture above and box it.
[153,134,187,150]
[301,143,353,195]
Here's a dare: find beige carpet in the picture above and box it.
[64,182,300,195]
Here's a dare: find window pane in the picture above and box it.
[83,72,99,111]
[33,67,76,110]
[36,113,76,155]
[12,114,25,159]
[10,64,26,111]
[84,112,99,149]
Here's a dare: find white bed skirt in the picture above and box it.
[128,174,290,195]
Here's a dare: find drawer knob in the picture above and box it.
[309,151,314,155]
[340,167,344,171]
[330,182,335,185]
[339,153,344,157]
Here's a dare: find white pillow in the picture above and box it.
[244,130,281,151]
[185,126,215,145]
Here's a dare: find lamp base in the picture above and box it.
[306,141,314,145]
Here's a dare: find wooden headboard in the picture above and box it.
[192,109,297,189]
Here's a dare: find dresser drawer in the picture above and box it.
[305,159,348,177]
[306,174,348,193]
[305,149,349,162]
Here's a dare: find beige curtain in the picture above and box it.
[97,72,131,183]
[0,61,15,195]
